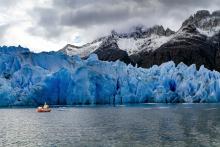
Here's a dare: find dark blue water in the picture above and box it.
[1,104,220,147]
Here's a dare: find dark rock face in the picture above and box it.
[61,10,220,71]
[212,10,220,16]
[129,10,220,71]
[115,25,175,39]
[94,45,132,64]
[95,10,220,71]
[93,35,132,64]
[132,33,217,70]
[194,10,210,19]
[140,25,175,37]
[213,32,220,71]
[182,10,220,29]
[92,25,174,64]
[165,28,175,36]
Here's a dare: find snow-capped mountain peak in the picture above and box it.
[182,10,220,37]
[60,10,220,71]
[60,25,175,57]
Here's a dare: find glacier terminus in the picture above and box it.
[1,46,220,106]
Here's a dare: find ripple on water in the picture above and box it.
[1,104,220,146]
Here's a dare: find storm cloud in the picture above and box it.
[0,0,219,52]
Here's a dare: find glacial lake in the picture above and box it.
[1,104,220,147]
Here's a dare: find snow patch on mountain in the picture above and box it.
[61,40,103,57]
[182,10,220,37]
[60,25,175,57]
[118,35,173,55]
[197,26,220,37]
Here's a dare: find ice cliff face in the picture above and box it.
[1,46,220,106]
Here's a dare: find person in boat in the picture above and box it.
[43,102,49,109]
[36,102,51,112]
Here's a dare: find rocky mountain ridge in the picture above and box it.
[60,10,220,71]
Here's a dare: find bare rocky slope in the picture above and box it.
[60,10,220,71]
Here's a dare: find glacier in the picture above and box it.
[1,46,220,106]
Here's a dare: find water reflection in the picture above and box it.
[0,104,220,146]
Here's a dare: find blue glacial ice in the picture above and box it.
[1,46,220,106]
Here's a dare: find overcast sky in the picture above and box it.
[0,0,219,52]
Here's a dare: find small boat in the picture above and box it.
[36,102,51,112]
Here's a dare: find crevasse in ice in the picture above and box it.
[1,46,220,106]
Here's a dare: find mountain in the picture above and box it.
[1,46,220,106]
[133,10,220,70]
[60,25,175,64]
[60,10,220,71]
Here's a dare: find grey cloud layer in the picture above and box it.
[0,24,10,39]
[28,7,63,38]
[29,0,219,40]
[0,0,219,50]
